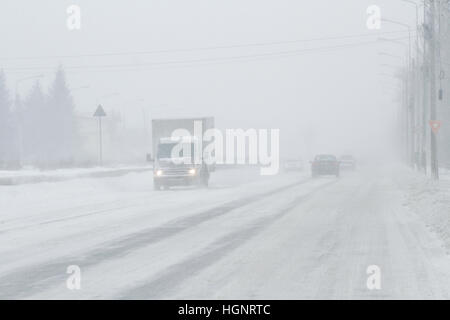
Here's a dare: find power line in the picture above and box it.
[1,36,411,73]
[0,30,414,61]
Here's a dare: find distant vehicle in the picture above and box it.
[339,155,356,171]
[151,117,215,190]
[311,154,340,177]
[283,159,303,172]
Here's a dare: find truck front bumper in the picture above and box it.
[154,175,199,186]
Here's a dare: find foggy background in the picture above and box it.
[0,0,415,166]
[3,1,450,301]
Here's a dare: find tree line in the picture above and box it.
[0,67,78,169]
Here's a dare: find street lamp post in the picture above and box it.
[378,36,413,164]
[379,24,414,166]
[380,19,412,67]
[402,0,424,172]
[380,18,415,166]
[428,0,439,180]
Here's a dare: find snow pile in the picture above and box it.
[407,169,450,253]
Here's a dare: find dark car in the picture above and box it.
[339,155,356,171]
[311,154,340,177]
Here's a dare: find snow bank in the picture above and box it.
[406,169,450,253]
[0,166,153,185]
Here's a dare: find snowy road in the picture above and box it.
[1,166,450,299]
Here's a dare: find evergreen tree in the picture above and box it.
[47,66,77,167]
[23,80,47,165]
[0,70,15,168]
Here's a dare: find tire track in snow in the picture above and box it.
[118,179,338,299]
[0,176,319,299]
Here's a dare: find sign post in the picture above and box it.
[93,104,107,165]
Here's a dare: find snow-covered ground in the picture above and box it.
[0,165,449,299]
[0,165,152,185]
[405,168,450,253]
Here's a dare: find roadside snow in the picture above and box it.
[406,168,450,253]
[0,165,152,185]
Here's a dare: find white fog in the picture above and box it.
[1,0,450,303]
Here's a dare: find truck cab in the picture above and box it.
[153,136,209,190]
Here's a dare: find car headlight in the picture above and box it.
[188,168,196,175]
[155,169,163,176]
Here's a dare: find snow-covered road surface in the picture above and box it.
[0,166,449,299]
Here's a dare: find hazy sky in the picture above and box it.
[0,0,417,159]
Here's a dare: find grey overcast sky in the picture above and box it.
[0,0,416,159]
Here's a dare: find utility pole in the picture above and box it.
[405,73,411,164]
[403,0,422,171]
[429,0,439,179]
[422,2,429,174]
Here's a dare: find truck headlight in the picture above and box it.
[188,168,196,175]
[155,170,163,176]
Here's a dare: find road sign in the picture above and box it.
[93,104,107,117]
[429,120,442,134]
[93,105,107,165]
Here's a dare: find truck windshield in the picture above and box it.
[157,142,195,159]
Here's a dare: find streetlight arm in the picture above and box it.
[379,52,404,60]
[380,18,411,31]
[378,37,408,47]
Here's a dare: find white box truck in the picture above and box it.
[151,117,215,190]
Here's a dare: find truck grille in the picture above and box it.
[161,168,191,176]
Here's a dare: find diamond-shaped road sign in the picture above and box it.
[429,120,442,134]
[93,104,107,117]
